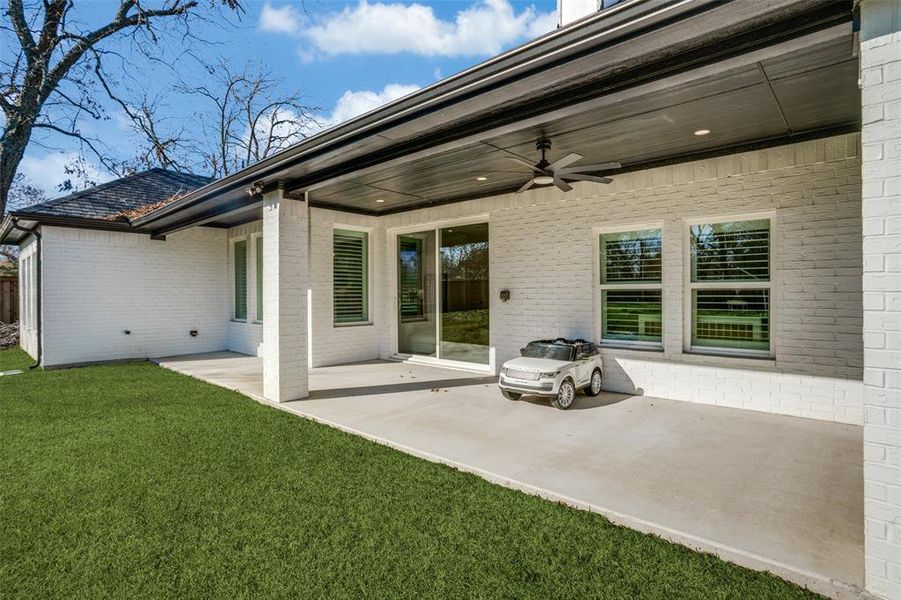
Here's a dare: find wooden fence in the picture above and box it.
[0,276,18,323]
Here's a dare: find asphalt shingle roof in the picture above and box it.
[16,168,214,222]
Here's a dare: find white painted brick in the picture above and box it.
[861,9,901,595]
[38,226,228,366]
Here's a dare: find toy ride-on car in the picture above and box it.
[498,338,603,410]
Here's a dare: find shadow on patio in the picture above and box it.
[154,351,864,598]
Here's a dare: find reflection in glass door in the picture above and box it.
[397,231,436,356]
[439,223,489,364]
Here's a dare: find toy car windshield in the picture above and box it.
[521,342,573,361]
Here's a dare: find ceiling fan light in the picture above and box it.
[534,175,554,185]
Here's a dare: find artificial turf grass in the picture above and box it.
[0,358,822,599]
[0,346,35,372]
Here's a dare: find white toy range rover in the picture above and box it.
[498,339,603,410]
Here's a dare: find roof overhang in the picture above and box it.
[29,0,859,241]
[0,212,136,245]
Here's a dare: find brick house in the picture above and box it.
[2,0,900,598]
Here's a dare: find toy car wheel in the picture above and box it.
[552,379,576,410]
[502,390,522,400]
[584,369,602,397]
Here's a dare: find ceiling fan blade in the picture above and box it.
[553,177,573,192]
[562,174,613,184]
[517,179,536,193]
[505,156,544,173]
[547,152,583,172]
[560,161,622,174]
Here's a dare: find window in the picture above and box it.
[21,256,29,328]
[255,236,263,321]
[689,218,770,354]
[334,229,369,324]
[398,236,424,320]
[599,228,662,344]
[233,239,247,320]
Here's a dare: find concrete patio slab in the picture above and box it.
[153,352,864,599]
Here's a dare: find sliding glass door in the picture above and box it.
[397,222,489,366]
[439,223,489,364]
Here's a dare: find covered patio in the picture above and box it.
[154,352,864,598]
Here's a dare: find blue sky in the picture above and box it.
[16,0,557,196]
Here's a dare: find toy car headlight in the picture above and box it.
[539,371,559,379]
[500,367,507,375]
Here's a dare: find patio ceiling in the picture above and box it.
[312,34,857,214]
[137,0,858,236]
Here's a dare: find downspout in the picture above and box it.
[10,219,41,369]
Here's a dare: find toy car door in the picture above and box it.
[575,345,594,386]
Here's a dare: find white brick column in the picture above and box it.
[861,2,901,598]
[262,184,309,402]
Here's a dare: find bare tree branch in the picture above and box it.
[0,0,242,216]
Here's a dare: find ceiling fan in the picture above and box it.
[507,139,622,193]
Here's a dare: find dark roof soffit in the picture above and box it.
[137,0,853,232]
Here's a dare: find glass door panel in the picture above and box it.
[397,231,436,356]
[439,223,489,364]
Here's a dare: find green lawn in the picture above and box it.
[0,346,34,372]
[0,349,819,599]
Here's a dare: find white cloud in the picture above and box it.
[329,84,421,124]
[17,153,111,198]
[305,83,421,135]
[258,2,303,35]
[263,0,556,59]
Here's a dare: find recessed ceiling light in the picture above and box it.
[375,199,385,203]
[694,129,711,136]
[476,176,488,181]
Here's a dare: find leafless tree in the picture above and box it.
[164,61,319,178]
[0,0,242,217]
[0,171,46,261]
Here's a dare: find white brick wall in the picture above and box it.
[369,133,863,424]
[39,226,228,366]
[261,188,309,401]
[220,209,383,368]
[309,209,382,367]
[860,2,901,597]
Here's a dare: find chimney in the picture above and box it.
[557,0,599,26]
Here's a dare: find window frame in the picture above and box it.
[332,224,372,327]
[252,233,263,323]
[595,223,664,350]
[683,212,775,358]
[231,237,249,322]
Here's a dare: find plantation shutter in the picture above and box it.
[689,219,771,352]
[399,237,424,318]
[599,229,662,344]
[234,240,247,320]
[690,219,770,281]
[600,229,662,284]
[256,236,263,321]
[333,229,368,323]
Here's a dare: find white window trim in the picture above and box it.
[332,223,373,327]
[250,232,263,324]
[230,236,250,323]
[682,211,776,358]
[594,223,664,350]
